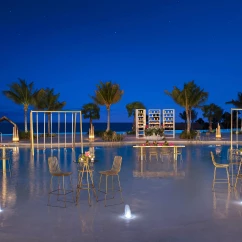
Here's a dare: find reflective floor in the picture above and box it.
[1,144,242,241]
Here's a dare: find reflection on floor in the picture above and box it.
[133,156,185,178]
[2,145,242,241]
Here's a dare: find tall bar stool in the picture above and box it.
[76,160,98,206]
[149,148,159,161]
[210,151,230,191]
[234,157,242,189]
[47,156,75,208]
[98,156,123,206]
[160,148,172,162]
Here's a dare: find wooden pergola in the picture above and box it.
[0,116,19,142]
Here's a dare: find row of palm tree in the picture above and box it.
[2,78,242,136]
[165,81,242,134]
[2,79,66,134]
[2,79,125,133]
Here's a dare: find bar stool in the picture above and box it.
[47,156,75,208]
[234,158,242,189]
[210,151,230,191]
[76,161,98,206]
[149,148,159,161]
[160,148,172,162]
[98,156,123,206]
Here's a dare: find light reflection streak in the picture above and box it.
[2,172,7,207]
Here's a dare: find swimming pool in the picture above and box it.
[1,144,242,241]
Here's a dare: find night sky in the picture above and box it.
[1,0,242,123]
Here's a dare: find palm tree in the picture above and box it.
[33,88,66,134]
[81,103,100,127]
[225,92,242,130]
[179,111,187,123]
[165,80,208,134]
[196,118,205,130]
[202,103,223,132]
[191,109,198,124]
[221,111,231,129]
[2,78,41,133]
[91,81,124,131]
[126,101,146,131]
[226,92,242,108]
[179,109,197,130]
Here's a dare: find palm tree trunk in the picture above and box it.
[133,116,136,131]
[24,107,28,133]
[209,119,212,132]
[90,118,93,128]
[106,106,110,131]
[189,109,192,130]
[186,108,190,134]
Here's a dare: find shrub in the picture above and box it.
[179,130,197,139]
[101,130,124,141]
[39,133,57,138]
[19,131,37,140]
[126,130,135,135]
[232,130,242,134]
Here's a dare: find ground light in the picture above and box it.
[124,204,132,219]
[119,204,138,220]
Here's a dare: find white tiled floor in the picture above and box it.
[0,144,242,242]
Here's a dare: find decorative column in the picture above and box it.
[12,125,19,142]
[216,123,221,139]
[89,124,95,141]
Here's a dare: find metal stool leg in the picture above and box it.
[48,176,53,206]
[105,175,108,207]
[90,171,98,201]
[62,176,66,208]
[98,174,103,191]
[212,167,216,191]
[117,174,123,203]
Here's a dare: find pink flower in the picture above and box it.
[85,151,90,157]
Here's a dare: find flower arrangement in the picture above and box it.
[162,140,169,146]
[145,127,164,136]
[153,141,158,146]
[78,151,95,163]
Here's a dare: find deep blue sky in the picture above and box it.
[1,0,242,123]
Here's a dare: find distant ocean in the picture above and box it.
[0,122,133,135]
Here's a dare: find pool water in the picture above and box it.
[1,144,242,242]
